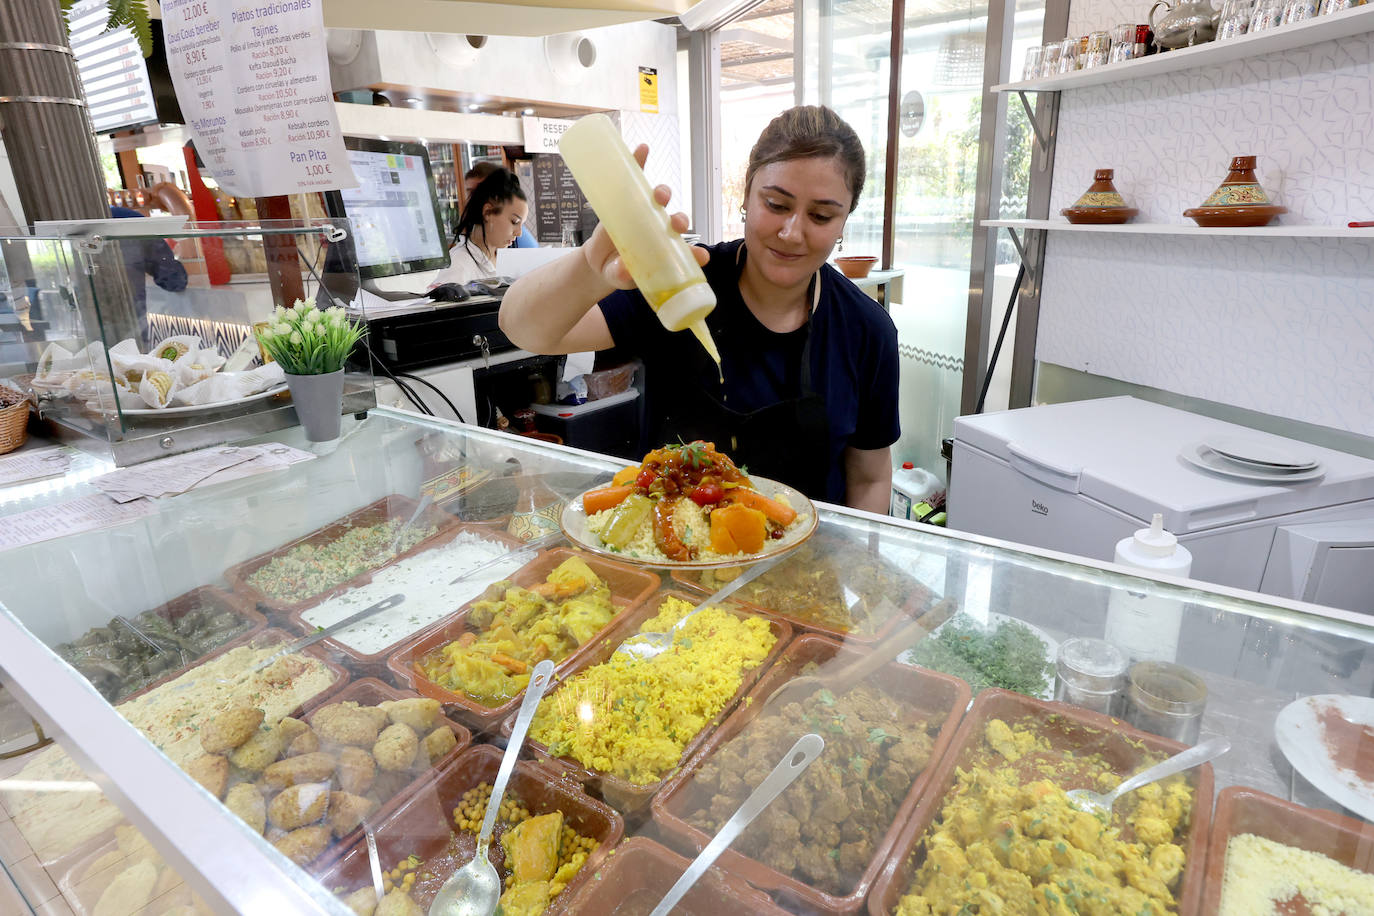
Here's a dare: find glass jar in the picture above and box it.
[1055,637,1128,715]
[1124,661,1208,745]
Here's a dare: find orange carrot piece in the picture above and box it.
[582,484,633,515]
[731,487,797,526]
[491,652,528,675]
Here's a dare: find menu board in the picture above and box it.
[67,0,159,134]
[161,0,356,198]
[530,153,597,246]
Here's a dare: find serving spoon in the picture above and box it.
[648,733,825,916]
[613,554,784,662]
[1067,736,1231,818]
[429,658,555,916]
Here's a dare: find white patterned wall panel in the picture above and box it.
[1038,9,1374,436]
[1067,0,1144,38]
[619,110,684,220]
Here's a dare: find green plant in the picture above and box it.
[255,300,365,376]
[61,0,152,57]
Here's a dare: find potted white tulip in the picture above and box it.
[255,300,365,441]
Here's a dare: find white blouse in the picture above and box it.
[428,239,498,289]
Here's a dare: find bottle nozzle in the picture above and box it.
[1134,512,1178,557]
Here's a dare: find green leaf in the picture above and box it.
[868,727,891,744]
[816,689,836,706]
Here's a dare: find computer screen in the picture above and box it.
[328,137,450,280]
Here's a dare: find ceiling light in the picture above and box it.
[522,108,535,115]
[405,97,422,104]
[466,104,480,112]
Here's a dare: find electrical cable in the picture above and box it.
[975,260,1026,415]
[364,342,433,416]
[393,371,467,424]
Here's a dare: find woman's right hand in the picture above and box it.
[581,143,711,290]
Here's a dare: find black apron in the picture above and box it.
[654,274,833,500]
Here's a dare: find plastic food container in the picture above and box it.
[223,494,460,621]
[558,837,793,915]
[386,548,660,733]
[584,360,640,400]
[511,588,793,815]
[670,532,938,645]
[867,689,1214,916]
[1202,786,1374,915]
[284,523,525,680]
[652,634,970,915]
[314,744,623,914]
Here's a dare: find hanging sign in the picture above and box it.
[521,116,575,155]
[638,66,658,113]
[161,0,356,198]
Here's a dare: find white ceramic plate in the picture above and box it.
[1204,434,1318,470]
[1274,694,1374,821]
[90,381,289,417]
[902,610,1059,701]
[1182,442,1326,484]
[560,475,819,570]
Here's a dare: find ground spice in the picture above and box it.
[1315,702,1374,785]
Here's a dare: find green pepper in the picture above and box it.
[601,493,654,549]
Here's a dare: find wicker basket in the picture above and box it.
[0,388,30,455]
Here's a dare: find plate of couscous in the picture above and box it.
[561,441,818,569]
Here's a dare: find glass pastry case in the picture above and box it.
[0,221,375,467]
[0,408,1370,915]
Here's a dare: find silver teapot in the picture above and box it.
[1149,0,1220,49]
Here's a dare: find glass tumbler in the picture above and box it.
[1108,24,1136,62]
[1056,37,1080,73]
[1023,44,1044,80]
[1084,31,1112,68]
[1217,0,1253,37]
[1319,0,1358,13]
[1283,0,1319,21]
[1039,41,1062,75]
[1250,0,1286,29]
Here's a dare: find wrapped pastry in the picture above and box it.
[137,369,180,409]
[175,361,284,407]
[150,335,202,363]
[174,347,226,387]
[34,343,76,386]
[111,352,174,387]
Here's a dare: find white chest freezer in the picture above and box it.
[948,397,1374,613]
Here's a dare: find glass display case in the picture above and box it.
[0,408,1370,915]
[0,221,375,466]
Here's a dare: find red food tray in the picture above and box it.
[867,688,1215,916]
[652,633,970,915]
[559,836,793,915]
[283,523,525,680]
[314,744,624,914]
[1201,786,1374,915]
[669,531,939,645]
[222,494,460,621]
[509,588,793,816]
[386,548,661,733]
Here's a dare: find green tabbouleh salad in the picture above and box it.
[905,614,1054,697]
[247,519,437,603]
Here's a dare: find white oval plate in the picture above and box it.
[1204,434,1318,470]
[1274,694,1374,821]
[560,475,819,570]
[1182,442,1326,484]
[90,382,289,417]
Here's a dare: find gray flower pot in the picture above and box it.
[284,369,344,442]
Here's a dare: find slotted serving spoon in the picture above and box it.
[648,733,825,916]
[1067,736,1231,818]
[760,598,957,713]
[613,554,785,662]
[429,658,556,916]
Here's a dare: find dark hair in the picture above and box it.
[745,106,865,213]
[464,160,498,183]
[453,168,526,245]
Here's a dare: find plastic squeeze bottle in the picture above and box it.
[1104,513,1193,663]
[558,114,721,368]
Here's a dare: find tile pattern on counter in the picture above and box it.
[1038,232,1374,435]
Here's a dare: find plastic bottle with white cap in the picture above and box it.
[1105,513,1193,663]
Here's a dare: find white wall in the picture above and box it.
[1035,8,1374,437]
[0,143,25,228]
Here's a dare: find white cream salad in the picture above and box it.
[300,531,526,654]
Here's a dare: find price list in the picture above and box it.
[531,153,598,245]
[66,0,158,134]
[162,0,356,198]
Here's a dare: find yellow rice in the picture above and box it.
[527,596,776,784]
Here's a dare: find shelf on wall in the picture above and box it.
[991,5,1374,92]
[983,218,1374,238]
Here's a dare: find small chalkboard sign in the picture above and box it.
[531,153,597,245]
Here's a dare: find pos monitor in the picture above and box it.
[326,137,450,280]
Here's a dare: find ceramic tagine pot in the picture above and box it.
[1183,155,1287,227]
[1061,169,1139,224]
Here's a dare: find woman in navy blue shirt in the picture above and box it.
[500,106,899,511]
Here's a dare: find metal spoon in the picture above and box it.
[428,659,556,916]
[648,733,825,916]
[389,492,435,554]
[364,821,384,907]
[1067,736,1231,818]
[614,554,784,662]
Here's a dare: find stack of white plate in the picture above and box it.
[1181,434,1324,483]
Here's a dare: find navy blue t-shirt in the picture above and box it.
[598,239,900,504]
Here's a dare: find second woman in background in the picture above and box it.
[429,167,529,288]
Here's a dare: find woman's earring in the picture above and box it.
[739,205,747,219]
[837,237,844,252]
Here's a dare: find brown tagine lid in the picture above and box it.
[1062,168,1139,224]
[1184,155,1287,227]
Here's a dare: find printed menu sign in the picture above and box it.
[162,0,356,198]
[531,153,598,246]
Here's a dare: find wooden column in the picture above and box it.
[255,195,304,307]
